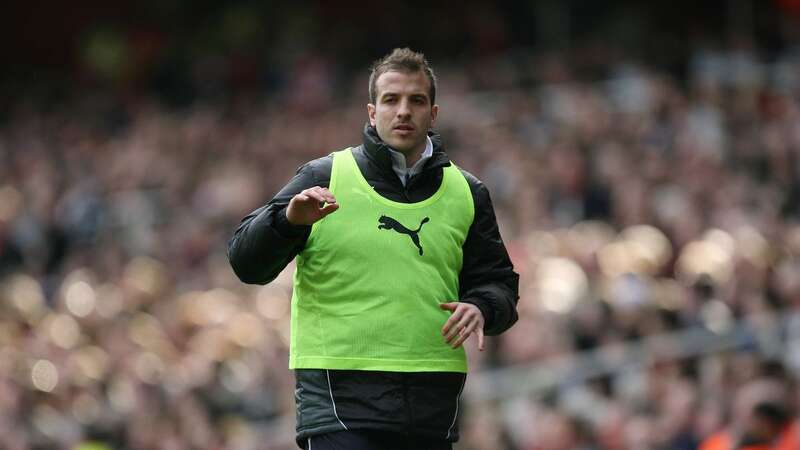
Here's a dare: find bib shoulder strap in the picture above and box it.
[442,161,475,218]
[329,147,355,192]
[331,147,353,157]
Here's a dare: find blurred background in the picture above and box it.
[3,0,800,449]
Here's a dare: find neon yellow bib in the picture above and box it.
[289,148,474,372]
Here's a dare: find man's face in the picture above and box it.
[368,70,438,157]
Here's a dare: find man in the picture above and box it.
[228,48,519,450]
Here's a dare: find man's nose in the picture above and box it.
[396,99,411,117]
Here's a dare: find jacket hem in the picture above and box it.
[296,421,460,448]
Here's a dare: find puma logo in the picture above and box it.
[378,215,430,256]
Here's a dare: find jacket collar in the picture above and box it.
[361,123,451,173]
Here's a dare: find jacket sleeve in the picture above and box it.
[227,156,332,284]
[458,173,520,336]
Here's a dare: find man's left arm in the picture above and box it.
[458,175,520,336]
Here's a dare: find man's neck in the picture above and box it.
[392,137,432,169]
[402,147,425,168]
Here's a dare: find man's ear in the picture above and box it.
[430,104,439,128]
[367,103,376,126]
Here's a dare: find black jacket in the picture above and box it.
[228,124,519,445]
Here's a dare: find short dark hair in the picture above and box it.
[369,48,437,104]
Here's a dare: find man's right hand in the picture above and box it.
[286,187,339,225]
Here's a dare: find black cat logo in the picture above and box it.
[378,215,430,256]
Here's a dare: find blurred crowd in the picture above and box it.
[3,42,800,449]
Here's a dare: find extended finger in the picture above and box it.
[441,308,465,335]
[300,190,325,205]
[451,320,479,348]
[307,187,326,201]
[445,325,460,344]
[308,186,335,203]
[478,328,485,351]
[318,188,337,203]
[445,313,474,343]
[439,302,458,312]
[320,203,339,216]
